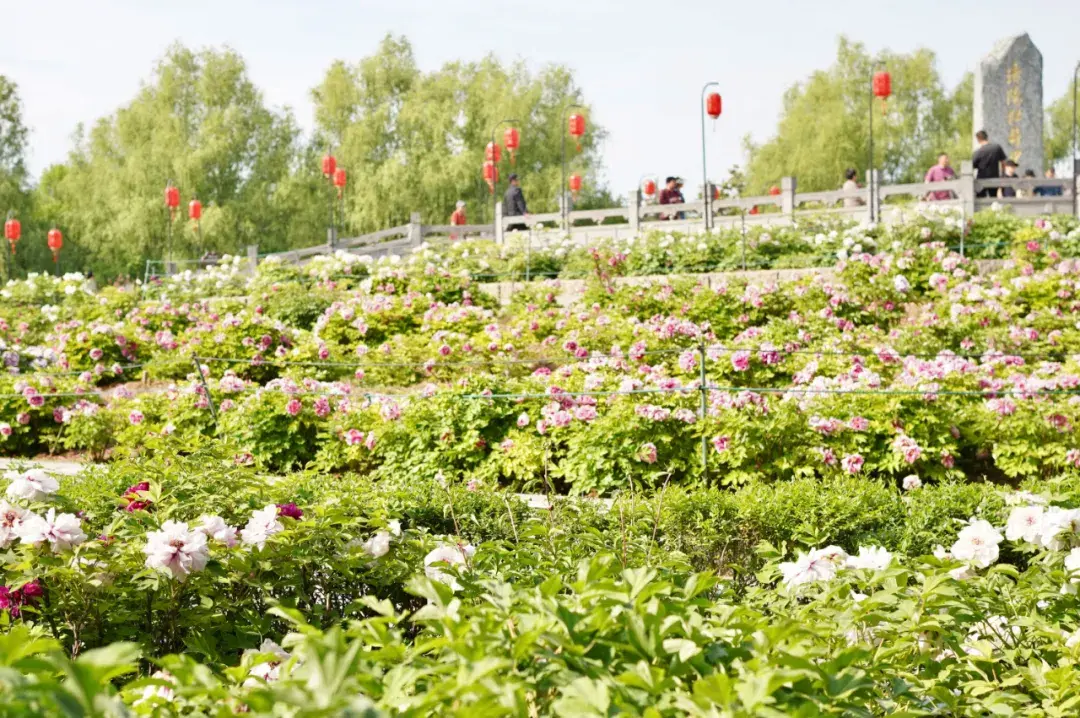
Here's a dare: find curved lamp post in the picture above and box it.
[868,65,891,223]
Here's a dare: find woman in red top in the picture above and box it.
[449,201,466,240]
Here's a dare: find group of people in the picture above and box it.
[658,176,687,220]
[841,129,1065,204]
[448,173,530,238]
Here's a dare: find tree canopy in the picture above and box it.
[742,37,973,193]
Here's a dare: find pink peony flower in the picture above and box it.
[276,503,303,520]
[711,435,730,453]
[639,442,658,464]
[285,399,302,416]
[129,410,144,425]
[841,454,864,474]
[731,350,751,372]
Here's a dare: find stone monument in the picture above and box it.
[972,34,1043,175]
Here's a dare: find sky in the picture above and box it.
[4,0,1080,200]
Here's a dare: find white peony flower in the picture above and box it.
[779,552,839,588]
[424,543,475,591]
[5,469,59,501]
[134,670,176,706]
[893,275,911,293]
[361,531,391,558]
[143,520,210,581]
[240,505,284,550]
[846,545,893,571]
[243,640,290,686]
[196,515,238,547]
[1065,548,1080,590]
[1036,507,1080,551]
[0,500,27,548]
[1005,505,1045,543]
[950,518,1002,569]
[15,508,86,552]
[902,474,922,491]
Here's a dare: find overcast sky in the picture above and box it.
[4,0,1080,198]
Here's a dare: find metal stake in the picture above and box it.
[191,354,218,424]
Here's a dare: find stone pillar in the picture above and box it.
[959,160,976,218]
[246,245,258,276]
[408,212,422,247]
[780,176,796,217]
[494,201,505,245]
[973,34,1043,175]
[628,189,641,235]
[871,169,882,222]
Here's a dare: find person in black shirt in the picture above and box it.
[503,174,529,232]
[972,130,1007,198]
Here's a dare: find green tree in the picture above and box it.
[1044,76,1079,166]
[0,75,37,280]
[743,37,972,193]
[311,35,607,231]
[41,44,306,279]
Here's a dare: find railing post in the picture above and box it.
[495,201,505,245]
[959,160,975,220]
[868,168,876,222]
[246,245,258,276]
[628,188,641,236]
[864,169,875,225]
[780,176,796,219]
[408,212,422,247]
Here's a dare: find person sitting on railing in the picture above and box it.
[450,200,466,240]
[1034,168,1064,197]
[504,174,529,232]
[924,153,956,200]
[1000,160,1019,198]
[841,168,863,207]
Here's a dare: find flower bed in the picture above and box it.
[3,446,1080,713]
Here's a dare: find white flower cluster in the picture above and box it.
[779,545,893,589]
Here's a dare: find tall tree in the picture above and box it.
[310,35,607,231]
[0,76,37,279]
[41,44,305,278]
[1045,77,1079,167]
[743,38,972,193]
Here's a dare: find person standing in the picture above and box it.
[658,176,678,220]
[924,153,956,200]
[673,177,687,219]
[841,168,863,207]
[449,200,466,240]
[503,174,529,232]
[972,130,1007,197]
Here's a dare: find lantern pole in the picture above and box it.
[1072,60,1078,219]
[490,118,520,229]
[327,148,336,249]
[867,63,887,224]
[5,210,16,280]
[700,82,720,232]
[561,103,585,233]
[165,179,175,274]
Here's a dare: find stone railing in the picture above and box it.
[242,159,1077,268]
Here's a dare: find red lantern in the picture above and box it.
[482,160,498,193]
[165,184,180,210]
[333,168,347,198]
[712,185,721,201]
[568,173,582,196]
[4,215,20,256]
[768,185,782,196]
[705,92,722,120]
[642,179,656,198]
[485,142,502,163]
[188,199,202,221]
[872,71,891,99]
[568,114,585,151]
[321,153,337,178]
[873,71,891,116]
[503,127,520,164]
[47,228,62,262]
